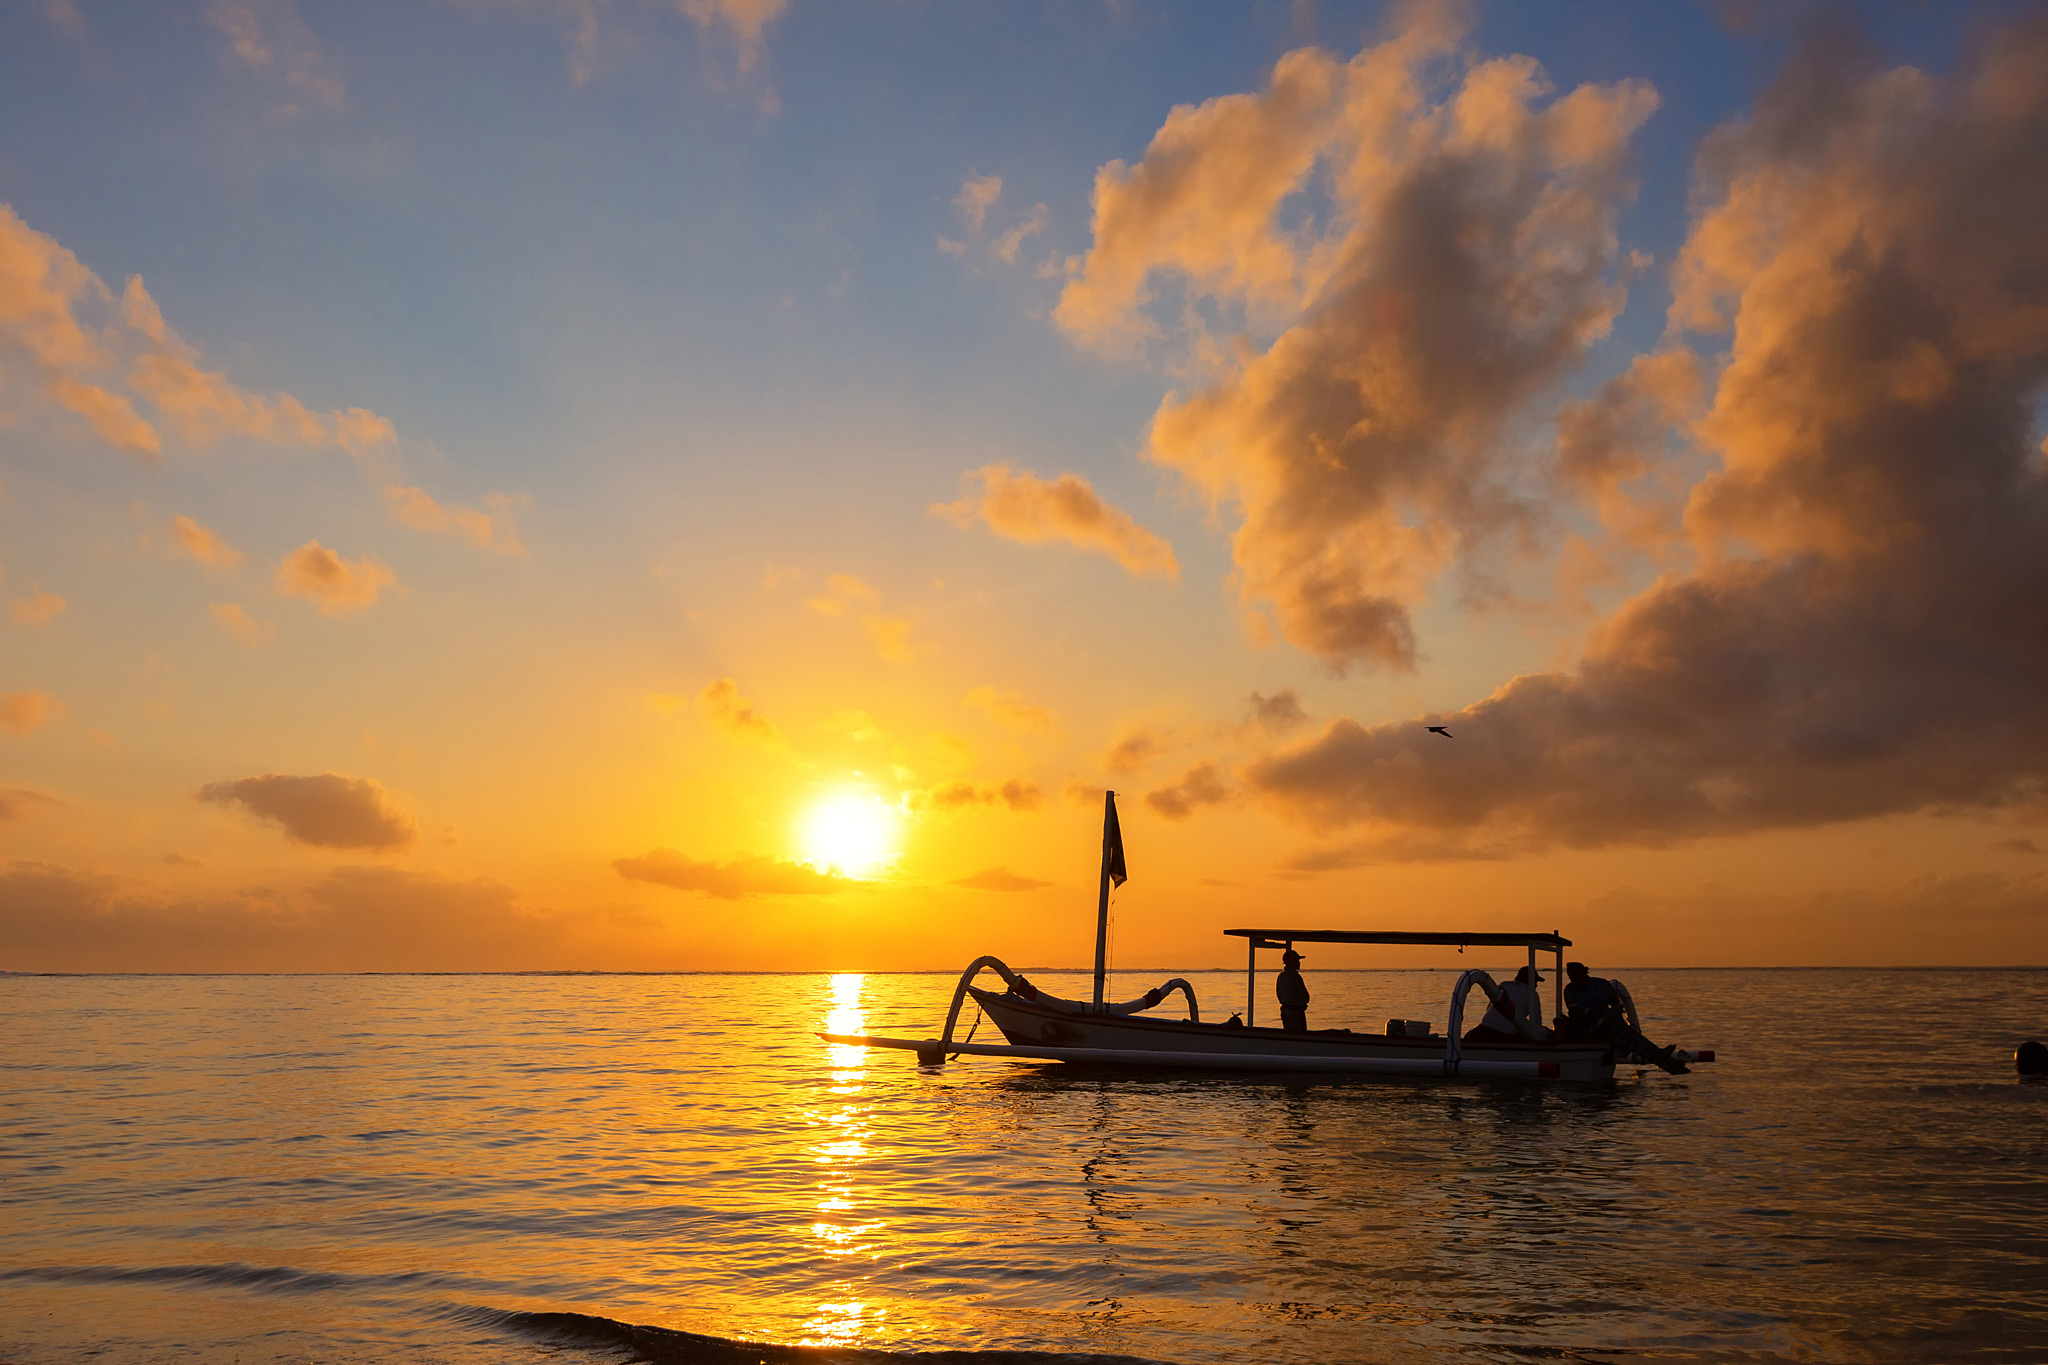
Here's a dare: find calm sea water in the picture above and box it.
[3,968,2046,1364]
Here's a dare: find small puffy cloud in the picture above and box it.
[206,0,347,114]
[810,575,916,661]
[1147,761,1233,820]
[198,772,416,850]
[0,691,62,735]
[209,601,274,648]
[171,515,244,570]
[700,678,782,746]
[933,464,1179,580]
[162,851,207,867]
[1103,725,1173,775]
[9,589,65,626]
[955,173,1003,239]
[1058,10,1657,669]
[383,484,528,557]
[275,542,398,616]
[991,203,1050,266]
[966,685,1051,731]
[1247,690,1307,733]
[808,573,877,616]
[953,867,1052,892]
[612,848,852,899]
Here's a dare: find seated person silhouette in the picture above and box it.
[1561,961,1688,1074]
[1469,965,1549,1041]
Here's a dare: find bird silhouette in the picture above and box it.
[1426,726,1453,738]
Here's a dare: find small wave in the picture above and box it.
[481,1308,1170,1365]
[0,1262,449,1297]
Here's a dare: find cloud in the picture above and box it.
[1146,761,1233,820]
[953,867,1052,892]
[933,464,1179,579]
[383,484,528,556]
[163,851,207,867]
[991,203,1050,266]
[206,0,347,114]
[275,542,398,616]
[0,691,62,735]
[0,205,395,460]
[1102,725,1175,775]
[917,779,1041,813]
[1247,689,1307,732]
[209,601,274,648]
[1057,8,1657,669]
[947,172,1004,251]
[198,772,417,850]
[680,0,786,86]
[171,515,244,570]
[0,785,58,822]
[808,575,916,661]
[966,685,1052,731]
[612,848,853,899]
[699,678,783,746]
[0,861,597,972]
[1248,16,2048,857]
[9,589,65,626]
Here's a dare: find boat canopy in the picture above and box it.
[1223,929,1571,950]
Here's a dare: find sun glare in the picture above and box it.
[799,791,898,878]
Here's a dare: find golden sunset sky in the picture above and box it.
[5,0,2047,971]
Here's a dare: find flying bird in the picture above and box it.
[1426,726,1453,738]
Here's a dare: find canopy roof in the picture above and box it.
[1224,929,1572,950]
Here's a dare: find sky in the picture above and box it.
[4,0,2048,973]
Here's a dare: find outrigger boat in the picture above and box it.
[824,795,1713,1082]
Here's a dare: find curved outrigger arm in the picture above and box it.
[1443,968,1547,1067]
[938,955,1200,1055]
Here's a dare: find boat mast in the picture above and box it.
[1091,790,1125,1008]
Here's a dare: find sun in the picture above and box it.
[798,790,899,878]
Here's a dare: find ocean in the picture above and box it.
[3,968,2045,1363]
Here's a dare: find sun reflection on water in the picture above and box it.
[804,972,887,1347]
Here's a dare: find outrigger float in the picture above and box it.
[824,795,1714,1083]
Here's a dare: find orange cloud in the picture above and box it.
[0,691,62,735]
[0,205,393,460]
[1248,16,2048,857]
[209,601,274,648]
[382,484,528,556]
[808,575,917,661]
[1058,9,1657,669]
[0,785,58,822]
[171,514,244,570]
[966,685,1051,731]
[1146,761,1233,820]
[699,678,782,746]
[934,464,1179,580]
[918,779,1041,813]
[952,867,1052,892]
[612,848,852,899]
[198,772,416,850]
[9,589,65,626]
[276,542,398,616]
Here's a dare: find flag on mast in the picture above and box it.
[1104,790,1127,888]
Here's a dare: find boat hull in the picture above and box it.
[967,986,1617,1081]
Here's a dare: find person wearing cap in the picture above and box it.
[1477,964,1550,1039]
[1275,948,1311,1031]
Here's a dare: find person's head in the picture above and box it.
[1282,949,1303,967]
[1566,961,1589,981]
[1514,964,1542,984]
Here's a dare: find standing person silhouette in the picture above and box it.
[1276,948,1311,1031]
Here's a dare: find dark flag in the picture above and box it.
[1103,791,1127,888]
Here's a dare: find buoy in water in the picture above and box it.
[2019,1040,2048,1075]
